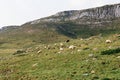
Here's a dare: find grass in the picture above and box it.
[0,34,120,80]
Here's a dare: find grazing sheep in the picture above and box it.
[60,43,64,47]
[26,47,33,52]
[93,48,98,51]
[65,40,70,43]
[37,50,42,54]
[115,34,120,37]
[116,56,120,58]
[69,45,76,49]
[44,45,51,49]
[58,51,61,54]
[91,70,95,74]
[44,46,47,49]
[92,58,97,60]
[54,43,57,46]
[60,48,64,51]
[13,49,26,55]
[32,63,38,67]
[80,38,83,40]
[35,47,39,50]
[77,49,81,52]
[47,45,51,49]
[105,40,112,43]
[88,54,94,57]
[108,46,112,49]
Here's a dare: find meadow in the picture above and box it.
[0,34,120,80]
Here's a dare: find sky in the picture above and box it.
[0,0,120,27]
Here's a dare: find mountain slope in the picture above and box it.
[0,3,120,48]
[0,3,120,80]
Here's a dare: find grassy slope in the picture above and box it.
[0,19,120,49]
[0,18,120,80]
[0,34,120,80]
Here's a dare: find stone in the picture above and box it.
[82,73,89,76]
[32,63,38,67]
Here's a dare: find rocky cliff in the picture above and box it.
[30,3,120,24]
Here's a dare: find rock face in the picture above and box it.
[31,3,120,24]
[54,4,120,19]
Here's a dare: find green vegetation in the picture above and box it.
[0,34,120,80]
[101,48,120,55]
[0,19,120,46]
[0,13,120,80]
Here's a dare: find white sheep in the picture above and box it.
[60,43,64,47]
[54,43,57,46]
[69,45,76,49]
[60,48,64,51]
[37,50,42,54]
[105,40,112,43]
[32,63,38,67]
[77,49,81,52]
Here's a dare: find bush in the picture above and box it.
[101,78,111,80]
[101,48,120,55]
[13,49,26,55]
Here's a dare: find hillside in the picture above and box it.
[0,3,120,80]
[0,34,120,80]
[0,3,120,49]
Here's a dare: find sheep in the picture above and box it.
[93,48,98,51]
[60,43,64,47]
[32,63,38,67]
[65,40,70,43]
[58,51,61,54]
[80,38,83,40]
[44,46,47,49]
[37,50,42,54]
[116,56,120,58]
[69,45,76,49]
[105,40,112,43]
[60,48,64,51]
[54,43,57,46]
[13,49,26,55]
[88,54,94,57]
[77,49,81,52]
[91,70,95,74]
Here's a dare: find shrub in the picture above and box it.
[13,49,26,55]
[101,48,120,55]
[101,78,111,80]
